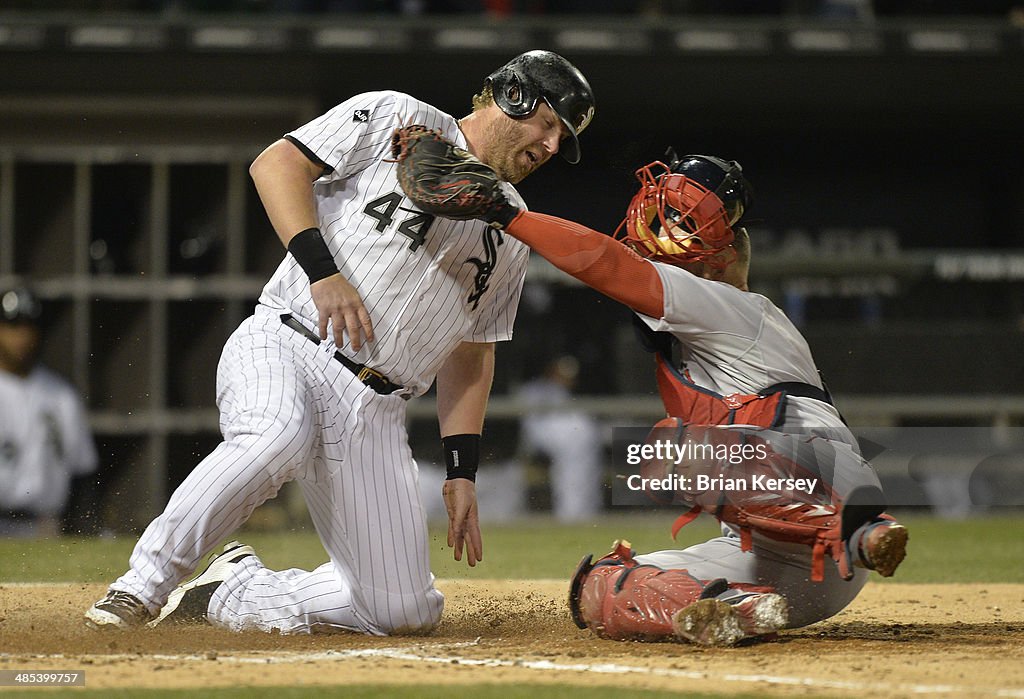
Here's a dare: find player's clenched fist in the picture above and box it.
[310,274,375,352]
[443,478,483,567]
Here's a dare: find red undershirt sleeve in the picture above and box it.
[504,210,665,318]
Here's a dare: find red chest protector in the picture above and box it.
[635,316,836,428]
[641,326,852,582]
[656,354,791,428]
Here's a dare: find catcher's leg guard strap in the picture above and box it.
[670,505,703,539]
[711,499,841,582]
[569,539,634,630]
[568,554,594,630]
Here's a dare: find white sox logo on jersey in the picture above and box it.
[465,226,504,310]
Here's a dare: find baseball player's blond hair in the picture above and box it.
[472,84,494,112]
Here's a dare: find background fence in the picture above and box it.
[1,8,1022,529]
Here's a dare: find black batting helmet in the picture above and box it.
[0,286,42,323]
[485,50,595,165]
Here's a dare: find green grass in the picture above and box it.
[1,512,1021,584]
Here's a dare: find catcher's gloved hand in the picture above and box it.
[390,125,520,228]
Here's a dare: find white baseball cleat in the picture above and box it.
[147,541,255,627]
[673,592,789,647]
[85,590,153,630]
[730,592,790,636]
[673,599,745,647]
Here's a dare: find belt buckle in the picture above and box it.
[357,365,384,384]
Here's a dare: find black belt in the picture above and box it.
[758,381,834,405]
[280,314,405,397]
[759,380,847,426]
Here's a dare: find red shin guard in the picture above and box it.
[572,541,717,641]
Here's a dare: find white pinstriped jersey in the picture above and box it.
[0,366,97,515]
[638,262,855,444]
[258,91,530,396]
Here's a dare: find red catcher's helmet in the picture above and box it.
[616,154,751,267]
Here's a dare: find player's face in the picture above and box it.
[662,222,749,291]
[702,259,749,291]
[479,101,567,184]
[0,322,40,376]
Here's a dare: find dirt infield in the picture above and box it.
[1,581,1022,697]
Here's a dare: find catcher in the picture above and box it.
[390,127,909,647]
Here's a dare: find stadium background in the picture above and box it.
[1,5,1024,698]
[1,3,1022,529]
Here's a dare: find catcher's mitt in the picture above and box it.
[390,125,518,227]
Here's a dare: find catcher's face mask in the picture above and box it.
[616,161,737,267]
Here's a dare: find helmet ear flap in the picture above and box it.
[487,67,538,120]
[715,159,752,226]
[502,74,525,112]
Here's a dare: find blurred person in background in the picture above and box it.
[0,285,98,538]
[516,355,604,521]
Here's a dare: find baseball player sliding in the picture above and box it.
[85,50,595,635]
[390,131,909,646]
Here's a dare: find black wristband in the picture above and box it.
[442,434,480,482]
[287,227,339,284]
[487,203,521,230]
